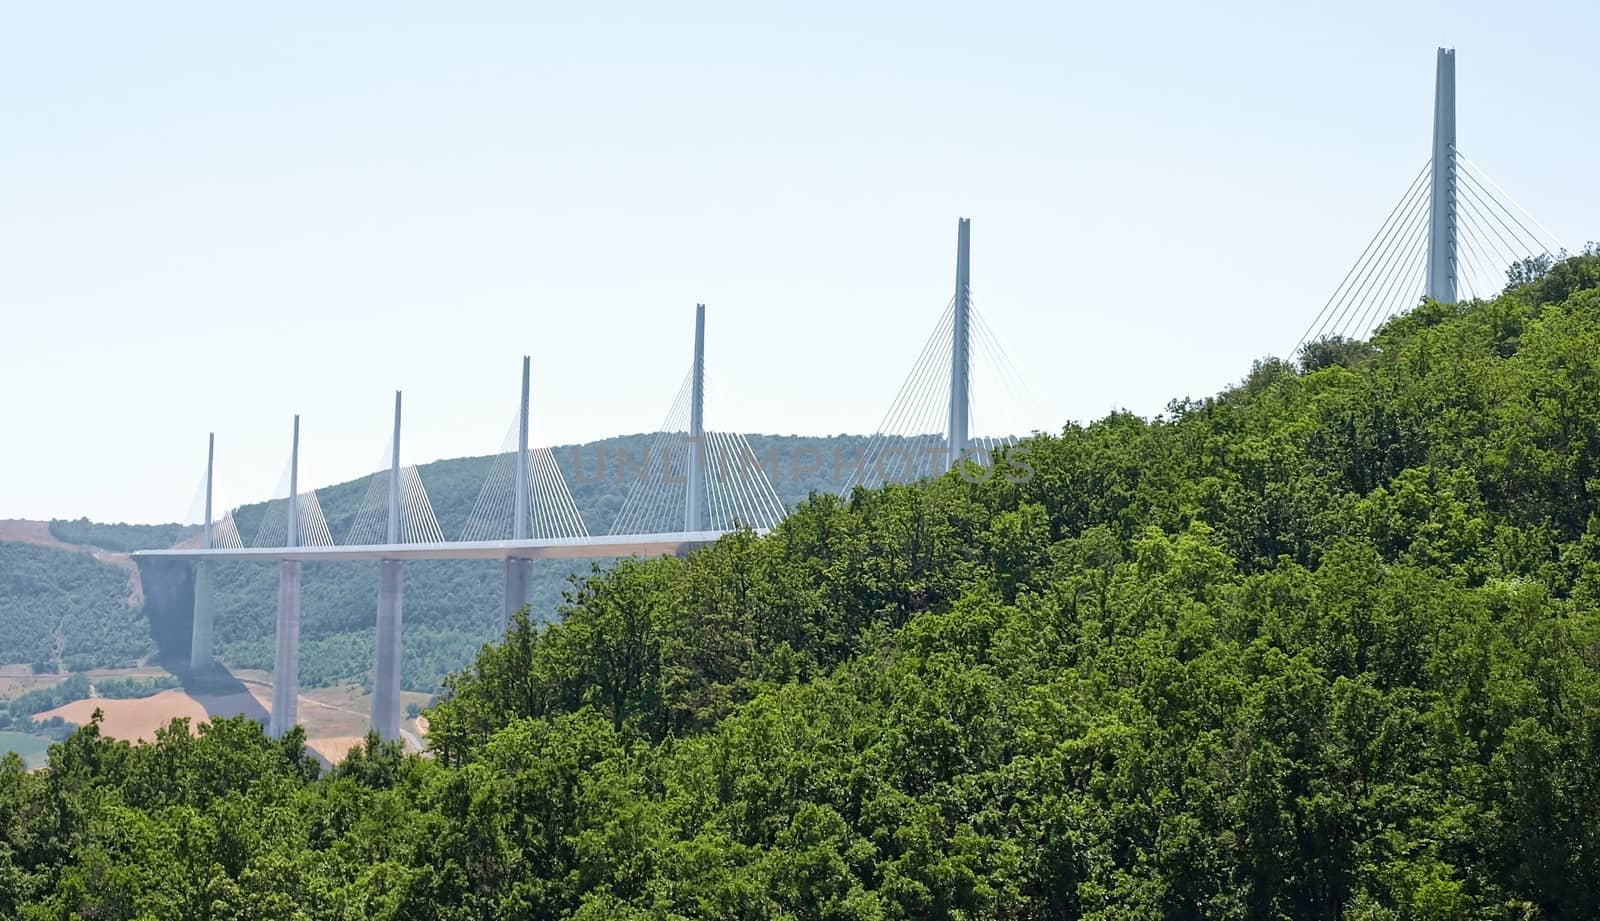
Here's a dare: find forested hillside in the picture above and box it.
[0,543,151,672]
[3,250,1599,917]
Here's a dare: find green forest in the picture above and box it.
[0,543,154,673]
[0,251,1597,917]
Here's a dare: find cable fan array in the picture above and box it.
[1453,153,1566,297]
[345,464,445,545]
[182,464,245,550]
[1298,153,1564,352]
[844,292,1030,492]
[251,492,335,548]
[460,414,589,542]
[177,510,244,550]
[608,370,787,535]
[210,514,244,549]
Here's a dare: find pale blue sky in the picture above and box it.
[2,1,1594,523]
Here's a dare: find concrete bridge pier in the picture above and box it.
[190,432,217,672]
[369,392,407,741]
[190,561,214,671]
[372,559,403,741]
[269,560,301,737]
[269,416,302,738]
[504,558,532,627]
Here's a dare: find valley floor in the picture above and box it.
[2,664,430,766]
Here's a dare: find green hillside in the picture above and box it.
[3,249,1597,917]
[0,543,151,672]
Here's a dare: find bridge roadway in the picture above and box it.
[130,530,745,563]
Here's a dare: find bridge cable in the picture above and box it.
[1295,161,1431,351]
[1355,215,1431,339]
[1458,154,1567,253]
[404,466,445,543]
[1460,166,1555,256]
[849,301,955,490]
[526,450,558,541]
[864,320,948,485]
[633,373,694,532]
[1458,181,1531,274]
[895,316,959,481]
[1342,198,1430,339]
[870,300,953,459]
[610,371,693,534]
[968,295,1035,450]
[713,394,789,528]
[460,421,517,541]
[707,430,747,528]
[539,447,587,538]
[720,427,785,529]
[1317,174,1432,342]
[1309,167,1432,345]
[1454,213,1497,300]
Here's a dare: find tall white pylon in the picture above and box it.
[947,218,972,469]
[270,415,302,738]
[189,433,216,671]
[372,391,405,742]
[1426,47,1458,303]
[686,304,706,531]
[505,356,533,627]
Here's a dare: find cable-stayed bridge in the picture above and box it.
[131,47,1565,744]
[136,217,1006,742]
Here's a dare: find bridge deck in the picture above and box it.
[130,530,745,563]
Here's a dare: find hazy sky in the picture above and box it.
[2,1,1595,523]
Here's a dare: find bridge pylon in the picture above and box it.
[373,391,404,742]
[845,217,1029,491]
[685,304,706,531]
[269,415,302,738]
[1296,46,1565,350]
[504,356,534,626]
[189,433,217,672]
[1426,47,1458,303]
[947,218,972,469]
